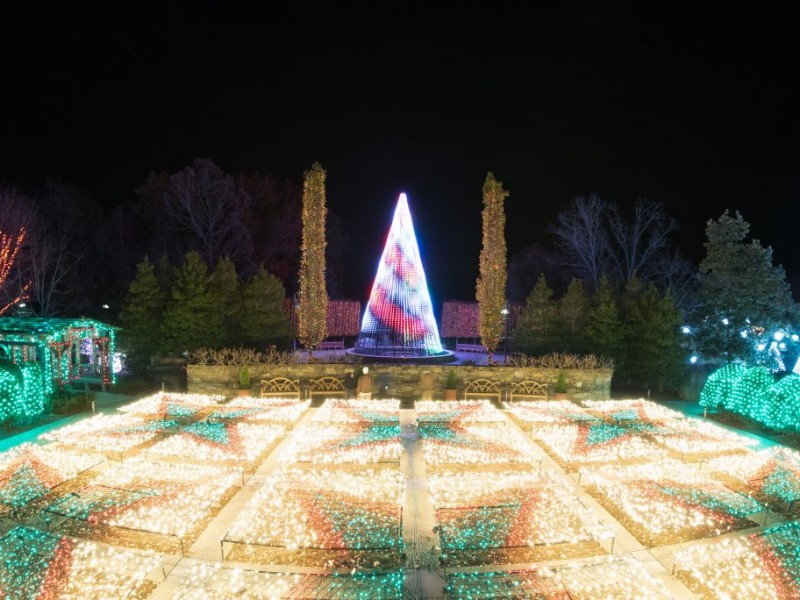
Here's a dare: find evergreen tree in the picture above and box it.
[155,254,175,295]
[696,210,797,364]
[512,274,557,354]
[476,172,509,362]
[297,162,328,356]
[585,275,626,367]
[162,251,223,353]
[623,282,684,391]
[239,266,291,347]
[557,278,590,352]
[208,256,240,345]
[119,257,166,372]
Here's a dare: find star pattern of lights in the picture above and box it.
[0,392,799,597]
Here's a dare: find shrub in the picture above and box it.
[190,345,296,367]
[555,372,568,393]
[50,389,91,415]
[238,365,251,389]
[505,352,614,370]
[446,370,459,389]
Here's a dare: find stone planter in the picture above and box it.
[553,391,569,400]
[444,388,458,400]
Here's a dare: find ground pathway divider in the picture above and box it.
[401,406,447,598]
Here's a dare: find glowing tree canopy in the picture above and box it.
[354,193,444,357]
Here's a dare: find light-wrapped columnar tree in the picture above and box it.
[476,172,509,363]
[297,162,328,357]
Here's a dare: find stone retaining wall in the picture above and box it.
[187,363,612,401]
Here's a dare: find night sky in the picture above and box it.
[2,3,797,302]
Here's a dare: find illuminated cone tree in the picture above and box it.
[354,194,444,357]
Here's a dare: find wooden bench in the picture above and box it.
[456,343,487,353]
[260,377,301,399]
[463,378,502,401]
[509,380,548,401]
[318,340,345,350]
[309,376,346,399]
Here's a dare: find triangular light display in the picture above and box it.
[354,193,445,357]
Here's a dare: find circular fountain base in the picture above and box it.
[346,348,456,364]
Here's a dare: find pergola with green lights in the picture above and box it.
[0,317,117,395]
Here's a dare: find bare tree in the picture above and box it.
[507,242,562,301]
[548,195,610,289]
[238,171,303,289]
[550,196,683,295]
[23,225,86,316]
[607,199,678,283]
[96,204,143,301]
[0,188,34,314]
[3,181,100,316]
[325,212,349,299]
[650,250,699,313]
[144,159,254,270]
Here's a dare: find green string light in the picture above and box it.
[700,365,800,431]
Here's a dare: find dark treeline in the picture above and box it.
[2,161,798,396]
[0,158,349,319]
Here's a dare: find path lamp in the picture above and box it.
[501,305,510,365]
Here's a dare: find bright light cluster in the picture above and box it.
[146,422,284,463]
[214,397,310,424]
[708,446,800,505]
[0,443,102,511]
[0,525,161,599]
[429,469,613,548]
[581,461,763,542]
[447,554,673,599]
[530,422,665,467]
[280,423,402,464]
[416,400,506,423]
[700,364,800,430]
[652,418,759,457]
[312,399,400,423]
[421,424,537,465]
[709,446,800,480]
[173,563,404,600]
[668,417,760,446]
[225,468,403,550]
[119,392,224,417]
[47,458,241,538]
[354,193,444,356]
[674,521,800,599]
[0,362,46,423]
[580,398,686,422]
[503,400,600,425]
[0,362,45,423]
[40,414,173,453]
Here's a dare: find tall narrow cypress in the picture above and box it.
[297,163,328,356]
[476,172,509,362]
